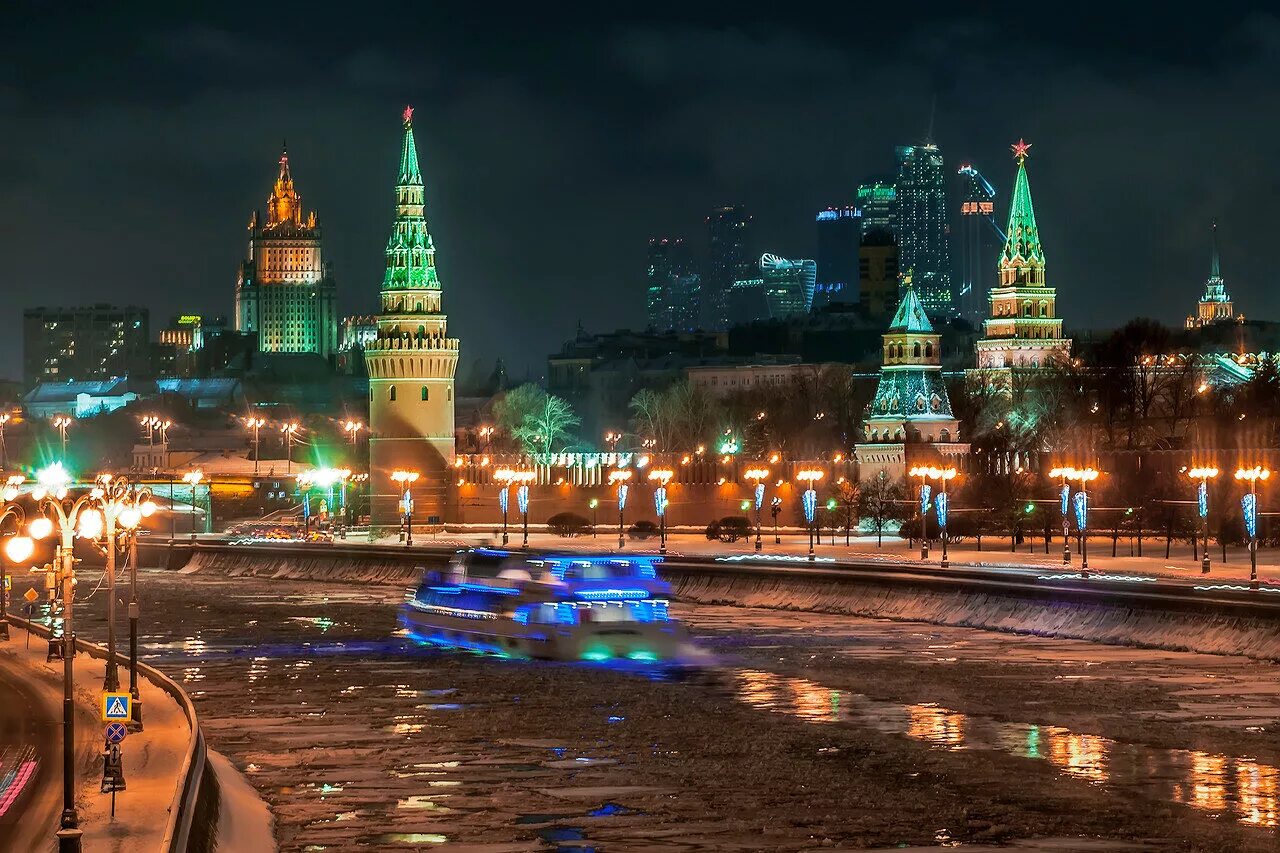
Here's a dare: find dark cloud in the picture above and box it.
[2,4,1279,383]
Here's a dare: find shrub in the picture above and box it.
[715,516,751,543]
[628,520,658,540]
[547,512,591,538]
[705,520,721,540]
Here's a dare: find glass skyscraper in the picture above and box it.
[895,143,953,315]
[814,206,861,309]
[956,164,999,325]
[705,205,753,331]
[646,237,701,332]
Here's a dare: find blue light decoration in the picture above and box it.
[618,484,629,511]
[498,487,509,514]
[1198,481,1208,519]
[517,484,529,514]
[1060,484,1070,517]
[920,484,932,513]
[653,486,668,517]
[1073,491,1088,531]
[754,483,765,511]
[1243,493,1258,538]
[802,488,817,524]
[934,492,948,527]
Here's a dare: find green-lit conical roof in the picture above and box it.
[1001,140,1044,269]
[382,106,440,291]
[888,285,934,333]
[399,106,423,186]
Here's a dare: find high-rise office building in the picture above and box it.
[235,147,338,357]
[895,143,953,314]
[705,205,753,330]
[814,206,861,309]
[365,107,460,528]
[646,237,701,332]
[857,181,897,240]
[956,164,1000,325]
[23,304,150,388]
[727,254,815,325]
[858,231,900,321]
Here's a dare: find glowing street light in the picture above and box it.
[604,431,622,453]
[648,468,673,554]
[1051,467,1100,575]
[1235,466,1271,589]
[243,417,267,475]
[0,478,37,642]
[280,422,301,474]
[910,466,958,567]
[51,415,72,458]
[342,420,364,446]
[1186,466,1220,575]
[608,469,633,549]
[796,470,824,561]
[391,470,420,546]
[743,468,770,553]
[182,470,204,540]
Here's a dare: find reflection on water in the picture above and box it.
[733,669,1278,829]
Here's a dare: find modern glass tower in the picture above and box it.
[895,143,953,314]
[956,164,1000,326]
[235,147,338,357]
[705,205,753,330]
[364,106,460,529]
[646,237,701,332]
[814,206,861,309]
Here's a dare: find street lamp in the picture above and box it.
[280,422,301,474]
[604,431,621,453]
[495,469,536,548]
[342,420,364,447]
[1235,466,1270,590]
[609,469,633,549]
[0,477,36,642]
[30,462,105,853]
[1187,467,1219,574]
[52,415,72,458]
[493,468,515,546]
[243,417,267,476]
[589,498,599,537]
[910,466,958,567]
[114,487,156,726]
[391,470,419,546]
[182,470,203,540]
[796,469,824,561]
[770,496,782,544]
[648,469,673,554]
[744,468,769,552]
[0,412,9,467]
[1051,467,1100,575]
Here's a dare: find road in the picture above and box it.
[61,563,1280,852]
[0,644,64,853]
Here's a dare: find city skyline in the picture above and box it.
[3,6,1277,379]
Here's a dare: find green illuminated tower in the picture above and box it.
[855,284,966,481]
[1186,220,1234,328]
[971,139,1070,384]
[365,106,460,529]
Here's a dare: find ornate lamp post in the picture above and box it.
[1235,466,1270,590]
[1049,467,1074,565]
[609,469,633,549]
[182,470,203,540]
[243,417,266,476]
[342,419,364,451]
[604,431,622,453]
[391,470,420,546]
[52,415,72,459]
[0,412,9,467]
[648,469,673,555]
[281,422,301,475]
[1187,467,1219,574]
[588,498,599,538]
[1053,467,1100,575]
[478,425,495,451]
[744,467,769,552]
[770,496,782,544]
[0,476,36,642]
[511,470,536,548]
[796,470,823,561]
[493,468,515,546]
[30,462,109,853]
[909,467,933,559]
[911,466,958,567]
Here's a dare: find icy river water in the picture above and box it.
[57,568,1280,851]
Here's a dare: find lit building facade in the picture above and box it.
[896,144,953,314]
[814,206,861,308]
[857,182,897,239]
[727,254,815,325]
[364,107,460,528]
[1186,221,1234,328]
[705,205,754,330]
[646,237,701,332]
[956,164,1000,325]
[22,304,150,388]
[235,148,338,357]
[854,285,966,481]
[971,140,1071,383]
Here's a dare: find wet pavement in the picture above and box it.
[51,568,1280,851]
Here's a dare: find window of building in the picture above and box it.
[421,386,428,401]
[390,385,397,401]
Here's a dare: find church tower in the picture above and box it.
[970,140,1071,385]
[365,107,460,529]
[235,147,338,357]
[1186,221,1234,328]
[855,284,967,482]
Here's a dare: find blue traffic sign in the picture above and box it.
[105,722,128,744]
[101,692,132,722]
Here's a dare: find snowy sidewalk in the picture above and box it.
[0,622,190,853]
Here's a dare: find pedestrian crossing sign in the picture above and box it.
[101,692,132,722]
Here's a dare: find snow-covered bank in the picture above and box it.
[668,567,1280,660]
[180,545,424,585]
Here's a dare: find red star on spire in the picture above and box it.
[403,105,414,126]
[1011,138,1032,162]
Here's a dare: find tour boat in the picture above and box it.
[399,549,688,663]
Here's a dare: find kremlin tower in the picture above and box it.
[970,140,1071,386]
[364,107,460,529]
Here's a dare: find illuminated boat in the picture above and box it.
[398,549,687,663]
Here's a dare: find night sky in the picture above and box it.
[4,3,1280,384]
